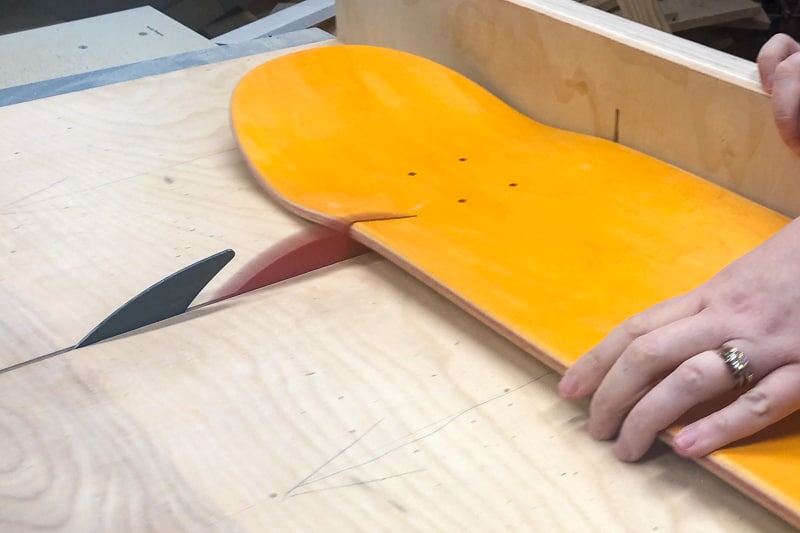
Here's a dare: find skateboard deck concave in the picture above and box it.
[231,45,799,525]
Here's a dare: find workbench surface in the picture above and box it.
[0,39,795,531]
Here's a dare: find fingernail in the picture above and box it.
[558,373,579,398]
[674,427,697,454]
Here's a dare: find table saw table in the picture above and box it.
[2,2,799,530]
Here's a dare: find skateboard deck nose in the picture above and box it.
[231,44,552,223]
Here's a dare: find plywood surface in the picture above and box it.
[0,255,793,532]
[660,0,765,32]
[0,40,331,365]
[617,0,670,31]
[337,0,800,216]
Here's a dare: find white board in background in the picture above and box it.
[0,6,214,90]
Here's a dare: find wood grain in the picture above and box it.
[618,0,764,32]
[660,0,764,32]
[337,0,800,216]
[617,0,670,31]
[0,40,332,364]
[0,255,794,532]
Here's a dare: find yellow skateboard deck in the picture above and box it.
[231,45,799,526]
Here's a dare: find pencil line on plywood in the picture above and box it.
[288,469,427,497]
[284,418,384,498]
[286,373,553,496]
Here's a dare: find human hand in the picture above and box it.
[758,33,800,152]
[558,217,800,461]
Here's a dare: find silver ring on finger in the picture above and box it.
[718,346,754,389]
